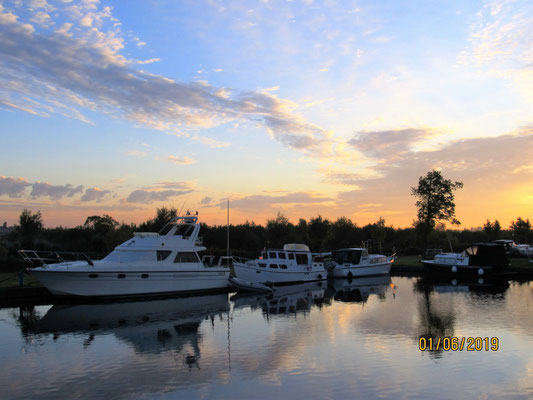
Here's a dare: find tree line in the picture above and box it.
[1,170,531,269]
[1,206,531,270]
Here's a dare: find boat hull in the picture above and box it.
[31,269,230,297]
[233,262,326,285]
[328,261,391,278]
[421,260,504,275]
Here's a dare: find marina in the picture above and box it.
[1,275,532,399]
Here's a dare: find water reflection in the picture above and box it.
[25,294,229,363]
[326,275,391,303]
[1,277,532,399]
[414,275,510,359]
[231,281,328,316]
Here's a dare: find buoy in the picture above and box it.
[478,268,484,276]
[451,266,458,273]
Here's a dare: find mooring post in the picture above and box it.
[18,270,24,287]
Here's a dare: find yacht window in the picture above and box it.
[288,253,295,260]
[141,274,149,279]
[174,252,200,263]
[280,264,288,269]
[258,263,266,268]
[295,253,308,265]
[117,274,126,279]
[88,274,98,278]
[174,224,194,238]
[157,250,172,261]
[103,250,155,263]
[278,252,286,259]
[269,263,279,269]
[362,250,369,257]
[268,252,277,259]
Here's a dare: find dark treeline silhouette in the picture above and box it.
[1,207,531,270]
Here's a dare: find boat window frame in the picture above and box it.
[173,252,200,263]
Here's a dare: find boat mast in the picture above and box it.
[226,198,230,260]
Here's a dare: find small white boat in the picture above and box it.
[233,243,326,285]
[228,276,273,293]
[19,213,230,297]
[327,248,393,278]
[421,243,509,274]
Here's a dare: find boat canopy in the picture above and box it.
[465,243,509,267]
[283,243,310,251]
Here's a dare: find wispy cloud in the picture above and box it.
[0,2,330,154]
[125,189,193,204]
[219,192,332,210]
[163,155,196,165]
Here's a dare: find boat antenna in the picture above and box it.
[177,201,186,217]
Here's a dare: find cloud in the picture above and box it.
[0,176,31,198]
[80,187,112,202]
[0,3,330,155]
[220,192,332,210]
[348,128,437,160]
[126,150,147,157]
[201,196,212,205]
[125,189,193,204]
[164,155,196,165]
[459,0,533,102]
[30,182,84,200]
[137,58,160,65]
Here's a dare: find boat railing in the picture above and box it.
[18,250,94,268]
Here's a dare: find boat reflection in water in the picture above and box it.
[415,274,510,296]
[326,275,392,303]
[27,294,229,365]
[231,281,328,316]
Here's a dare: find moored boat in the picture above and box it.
[326,248,393,278]
[421,243,509,275]
[19,214,230,297]
[233,243,326,285]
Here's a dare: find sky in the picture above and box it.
[0,0,531,229]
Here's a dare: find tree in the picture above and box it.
[139,207,178,232]
[84,215,119,235]
[411,170,463,250]
[18,209,43,248]
[510,217,531,244]
[483,219,501,241]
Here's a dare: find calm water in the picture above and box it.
[1,276,532,400]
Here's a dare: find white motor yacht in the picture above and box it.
[20,214,230,297]
[233,243,326,285]
[327,248,393,278]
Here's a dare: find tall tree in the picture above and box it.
[411,170,463,250]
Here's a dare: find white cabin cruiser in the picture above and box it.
[327,248,393,278]
[421,243,509,274]
[233,244,326,285]
[20,214,230,297]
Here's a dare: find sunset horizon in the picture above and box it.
[1,0,531,231]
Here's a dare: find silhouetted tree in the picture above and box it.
[309,215,331,251]
[411,170,463,251]
[139,207,178,232]
[510,217,531,244]
[483,219,501,241]
[18,209,43,248]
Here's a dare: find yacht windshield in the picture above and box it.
[104,250,155,263]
